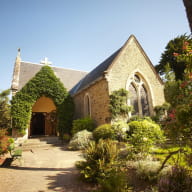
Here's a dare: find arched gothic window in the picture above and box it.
[129,83,139,115]
[84,94,91,117]
[128,74,150,116]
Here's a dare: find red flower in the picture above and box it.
[180,81,188,88]
[169,113,175,119]
[173,52,179,57]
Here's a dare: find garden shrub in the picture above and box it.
[68,130,93,150]
[93,124,115,141]
[109,88,131,120]
[96,168,129,192]
[71,117,95,135]
[76,139,119,183]
[158,165,192,192]
[131,159,161,182]
[128,120,165,154]
[0,129,13,155]
[128,115,153,123]
[111,120,129,141]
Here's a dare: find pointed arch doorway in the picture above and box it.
[30,96,57,137]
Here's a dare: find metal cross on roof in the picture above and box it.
[40,57,52,65]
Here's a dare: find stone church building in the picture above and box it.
[11,35,165,138]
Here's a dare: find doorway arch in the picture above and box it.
[30,96,56,136]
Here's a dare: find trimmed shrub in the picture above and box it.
[71,117,95,135]
[128,120,165,154]
[93,124,115,141]
[68,130,93,150]
[76,139,119,183]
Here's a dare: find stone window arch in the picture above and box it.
[84,93,91,117]
[128,73,151,116]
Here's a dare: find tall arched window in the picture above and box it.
[84,93,91,117]
[129,83,139,115]
[128,74,150,116]
[140,85,150,116]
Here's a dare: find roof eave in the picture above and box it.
[71,75,105,96]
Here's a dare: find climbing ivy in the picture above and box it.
[11,66,74,135]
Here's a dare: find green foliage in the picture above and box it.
[155,34,192,80]
[76,139,119,183]
[111,120,129,141]
[68,130,93,150]
[151,146,192,167]
[109,88,131,120]
[0,89,11,130]
[153,103,171,122]
[11,66,73,135]
[128,116,153,123]
[57,94,74,137]
[128,120,165,154]
[164,80,180,107]
[96,169,129,192]
[93,124,114,141]
[72,117,95,135]
[158,165,192,192]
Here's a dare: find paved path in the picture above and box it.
[0,145,94,192]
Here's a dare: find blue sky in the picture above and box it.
[0,0,190,91]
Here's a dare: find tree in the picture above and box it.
[0,89,11,130]
[183,0,192,32]
[155,34,192,80]
[164,38,192,142]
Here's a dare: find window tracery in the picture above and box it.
[128,74,150,116]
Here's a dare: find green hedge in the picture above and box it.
[72,117,95,135]
[11,66,74,135]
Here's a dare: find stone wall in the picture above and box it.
[106,37,165,114]
[73,79,111,126]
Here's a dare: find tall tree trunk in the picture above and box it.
[183,0,192,32]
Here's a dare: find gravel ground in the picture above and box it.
[0,145,95,192]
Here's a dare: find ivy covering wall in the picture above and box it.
[11,66,74,135]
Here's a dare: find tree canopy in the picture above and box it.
[0,89,11,130]
[155,34,192,80]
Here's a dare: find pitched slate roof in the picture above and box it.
[17,62,88,91]
[70,48,122,95]
[70,35,164,95]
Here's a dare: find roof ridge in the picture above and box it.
[21,61,88,73]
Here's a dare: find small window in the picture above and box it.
[84,94,91,117]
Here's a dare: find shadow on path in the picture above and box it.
[5,166,75,171]
[46,169,95,192]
